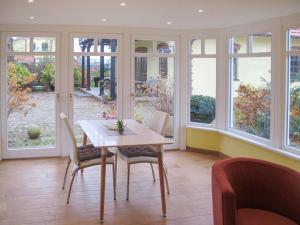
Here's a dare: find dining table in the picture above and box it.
[79,119,173,223]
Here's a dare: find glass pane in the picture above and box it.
[288,29,300,51]
[133,56,174,138]
[251,33,271,53]
[73,38,94,52]
[231,57,271,139]
[288,56,300,148]
[33,37,56,52]
[230,36,247,54]
[205,39,216,54]
[135,40,153,53]
[7,55,56,149]
[73,55,117,143]
[191,39,201,55]
[97,39,118,53]
[6,37,30,52]
[190,58,216,124]
[157,41,175,54]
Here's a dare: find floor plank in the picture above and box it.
[0,151,222,225]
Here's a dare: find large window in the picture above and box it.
[229,33,272,139]
[189,38,216,125]
[286,28,300,149]
[133,39,175,138]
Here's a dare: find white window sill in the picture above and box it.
[187,125,300,162]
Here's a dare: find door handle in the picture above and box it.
[69,93,73,102]
[130,93,135,100]
[56,93,60,101]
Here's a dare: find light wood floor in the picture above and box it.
[0,151,223,225]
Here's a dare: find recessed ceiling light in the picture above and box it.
[198,9,204,13]
[167,21,172,25]
[120,2,126,6]
[29,16,35,20]
[28,0,34,2]
[102,18,107,22]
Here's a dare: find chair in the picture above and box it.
[212,157,300,225]
[113,110,171,200]
[60,113,117,203]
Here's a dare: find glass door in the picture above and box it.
[70,35,121,143]
[131,38,179,149]
[1,34,60,158]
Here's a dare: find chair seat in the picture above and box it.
[118,146,158,158]
[237,208,297,225]
[117,146,158,163]
[77,144,114,162]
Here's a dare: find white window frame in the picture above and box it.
[283,25,300,154]
[187,37,217,128]
[68,33,123,125]
[227,31,274,146]
[0,32,61,158]
[130,35,180,149]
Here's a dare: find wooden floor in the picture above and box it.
[0,151,223,225]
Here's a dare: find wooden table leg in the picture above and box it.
[157,145,166,216]
[81,133,88,175]
[100,148,107,223]
[83,132,87,145]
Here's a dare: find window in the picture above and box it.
[189,38,216,125]
[286,28,300,149]
[229,33,272,139]
[133,39,175,138]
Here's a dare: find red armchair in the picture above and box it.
[212,157,300,225]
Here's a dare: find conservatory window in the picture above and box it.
[189,38,216,125]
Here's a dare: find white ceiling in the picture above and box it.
[0,0,300,29]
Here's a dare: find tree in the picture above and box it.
[7,63,36,117]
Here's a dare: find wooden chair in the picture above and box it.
[113,110,171,200]
[60,113,117,203]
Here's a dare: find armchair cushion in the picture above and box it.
[237,208,297,225]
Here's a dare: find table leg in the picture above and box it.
[83,132,87,145]
[100,148,107,223]
[157,145,166,216]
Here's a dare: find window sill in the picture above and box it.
[187,125,300,162]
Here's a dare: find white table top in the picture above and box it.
[79,119,173,148]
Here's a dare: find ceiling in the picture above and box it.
[0,0,300,29]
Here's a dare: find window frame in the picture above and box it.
[283,26,300,153]
[227,31,273,145]
[188,37,217,128]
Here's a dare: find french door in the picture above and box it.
[1,33,61,158]
[68,34,123,145]
[130,36,180,149]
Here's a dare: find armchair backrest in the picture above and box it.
[149,110,169,136]
[60,113,79,165]
[212,157,300,225]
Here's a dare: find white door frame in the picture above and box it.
[0,32,61,158]
[130,35,180,149]
[67,33,123,149]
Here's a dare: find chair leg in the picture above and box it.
[112,163,116,200]
[115,154,118,182]
[150,163,156,182]
[62,156,71,190]
[67,167,80,204]
[126,163,130,201]
[163,165,170,195]
[80,168,84,175]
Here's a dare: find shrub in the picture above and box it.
[7,63,36,117]
[40,64,55,91]
[190,95,216,123]
[27,126,41,139]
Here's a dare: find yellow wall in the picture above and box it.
[186,128,300,171]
